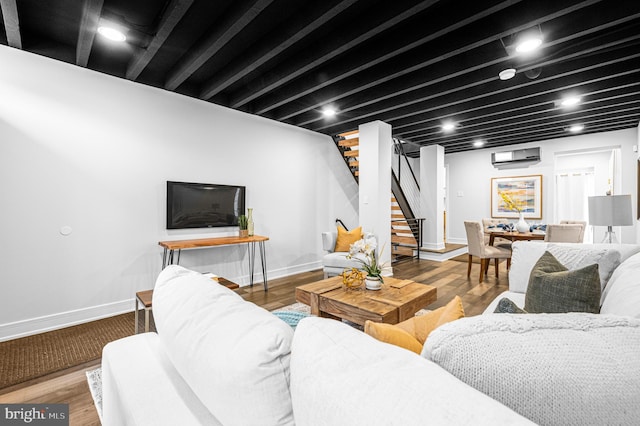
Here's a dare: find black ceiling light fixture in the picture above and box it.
[498,25,544,81]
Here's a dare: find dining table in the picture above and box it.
[488,230,546,246]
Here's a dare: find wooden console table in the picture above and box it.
[158,235,269,291]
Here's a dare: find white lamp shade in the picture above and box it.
[588,195,633,226]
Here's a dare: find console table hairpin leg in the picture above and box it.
[159,236,269,291]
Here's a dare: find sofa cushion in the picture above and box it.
[494,297,528,313]
[524,251,601,313]
[291,317,534,425]
[364,295,465,353]
[423,313,640,426]
[334,226,363,252]
[601,251,640,318]
[508,242,635,294]
[397,295,465,344]
[363,321,423,353]
[152,265,294,426]
[483,291,526,314]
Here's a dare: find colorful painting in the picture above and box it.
[491,175,542,219]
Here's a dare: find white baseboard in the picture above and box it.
[419,246,468,262]
[422,241,446,251]
[0,261,325,341]
[235,260,323,286]
[0,299,133,342]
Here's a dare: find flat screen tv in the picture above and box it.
[166,181,245,229]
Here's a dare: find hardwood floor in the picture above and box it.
[0,257,509,425]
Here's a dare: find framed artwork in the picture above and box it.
[491,175,542,219]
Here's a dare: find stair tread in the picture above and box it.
[392,235,417,245]
[343,150,359,157]
[338,138,359,147]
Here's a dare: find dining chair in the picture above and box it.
[464,221,512,283]
[559,220,587,242]
[544,224,585,243]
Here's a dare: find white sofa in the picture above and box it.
[102,242,640,425]
[102,265,531,425]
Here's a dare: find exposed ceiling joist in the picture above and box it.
[164,0,275,91]
[0,0,21,49]
[199,0,360,101]
[126,0,194,81]
[76,0,104,67]
[234,0,444,111]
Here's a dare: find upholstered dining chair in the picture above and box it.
[559,220,587,242]
[544,223,585,243]
[464,221,512,283]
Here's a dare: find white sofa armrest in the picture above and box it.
[321,231,337,253]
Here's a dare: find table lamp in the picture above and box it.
[588,194,633,243]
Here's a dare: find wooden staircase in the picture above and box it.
[391,197,418,259]
[334,131,420,260]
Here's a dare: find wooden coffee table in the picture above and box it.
[295,276,437,326]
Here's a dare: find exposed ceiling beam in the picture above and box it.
[275,0,529,122]
[253,0,600,118]
[400,87,640,139]
[76,0,104,67]
[199,0,360,100]
[164,0,274,91]
[314,47,640,134]
[295,13,640,128]
[126,0,194,81]
[0,0,21,48]
[230,0,444,110]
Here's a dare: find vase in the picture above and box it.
[516,212,529,233]
[239,229,248,238]
[247,208,254,236]
[365,276,382,291]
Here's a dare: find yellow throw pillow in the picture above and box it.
[364,321,423,354]
[396,295,465,344]
[334,226,363,252]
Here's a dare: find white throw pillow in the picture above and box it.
[601,251,640,318]
[290,317,533,425]
[424,313,640,426]
[152,266,294,426]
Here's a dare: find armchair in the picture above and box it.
[321,230,369,278]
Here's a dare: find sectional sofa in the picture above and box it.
[101,242,640,425]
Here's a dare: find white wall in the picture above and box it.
[446,128,639,245]
[0,46,358,340]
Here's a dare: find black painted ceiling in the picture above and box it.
[2,0,639,155]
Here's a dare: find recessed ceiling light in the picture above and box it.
[499,68,516,80]
[473,139,485,147]
[322,107,336,117]
[567,124,585,133]
[97,26,127,42]
[515,37,542,53]
[560,96,582,107]
[442,122,456,133]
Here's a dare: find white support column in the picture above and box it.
[358,121,393,275]
[420,145,445,250]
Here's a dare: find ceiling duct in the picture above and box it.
[491,147,541,169]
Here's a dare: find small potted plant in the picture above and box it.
[347,236,386,290]
[238,215,249,237]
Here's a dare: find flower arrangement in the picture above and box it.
[499,191,522,212]
[347,237,385,282]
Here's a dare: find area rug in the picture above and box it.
[86,368,103,423]
[0,312,134,390]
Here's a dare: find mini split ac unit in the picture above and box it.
[491,147,541,169]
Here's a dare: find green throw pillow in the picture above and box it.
[494,297,528,314]
[524,251,601,314]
